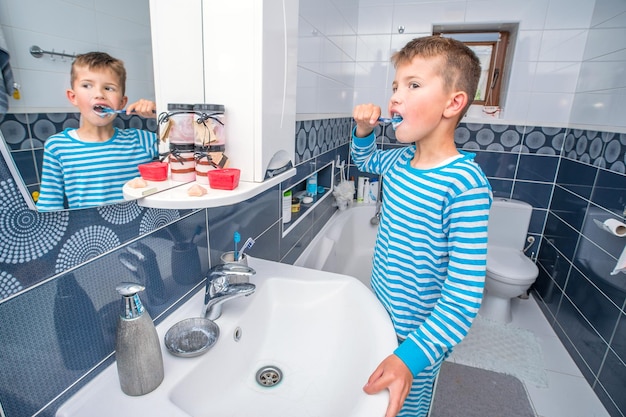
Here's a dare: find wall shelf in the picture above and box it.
[124,168,296,210]
[282,162,334,236]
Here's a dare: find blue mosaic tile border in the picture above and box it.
[294,117,352,164]
[380,122,567,154]
[563,129,626,172]
[0,113,157,151]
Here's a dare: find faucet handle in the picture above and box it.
[210,275,228,294]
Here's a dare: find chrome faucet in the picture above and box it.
[370,198,382,226]
[203,263,256,320]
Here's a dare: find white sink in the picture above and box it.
[56,257,397,417]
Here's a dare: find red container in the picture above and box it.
[207,169,240,190]
[138,161,168,181]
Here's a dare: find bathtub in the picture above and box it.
[294,204,379,287]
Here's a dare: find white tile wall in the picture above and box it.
[297,0,626,132]
[4,0,625,131]
[1,0,153,113]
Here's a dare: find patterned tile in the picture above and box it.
[1,112,626,417]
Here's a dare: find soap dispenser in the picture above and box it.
[115,282,164,396]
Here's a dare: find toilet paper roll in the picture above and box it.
[602,218,626,237]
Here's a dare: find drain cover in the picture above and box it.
[255,366,283,387]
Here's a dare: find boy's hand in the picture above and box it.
[126,99,157,118]
[363,354,413,417]
[353,103,381,138]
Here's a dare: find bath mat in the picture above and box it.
[448,315,548,388]
[431,361,535,417]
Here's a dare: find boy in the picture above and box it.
[36,52,158,211]
[352,36,492,417]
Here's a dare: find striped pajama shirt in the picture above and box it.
[351,131,492,416]
[36,127,158,211]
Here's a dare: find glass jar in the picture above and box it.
[193,103,226,147]
[168,144,196,182]
[165,103,195,145]
[195,145,226,185]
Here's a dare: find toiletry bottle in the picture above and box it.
[356,177,366,203]
[369,178,379,202]
[306,172,318,197]
[363,177,371,203]
[115,283,164,396]
[283,190,292,223]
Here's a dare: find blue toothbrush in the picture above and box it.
[95,106,156,117]
[378,116,403,124]
[233,232,241,261]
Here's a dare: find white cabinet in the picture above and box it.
[200,1,298,183]
[146,0,298,208]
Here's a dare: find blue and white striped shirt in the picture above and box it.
[36,128,158,211]
[352,131,492,377]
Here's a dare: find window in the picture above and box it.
[433,28,513,110]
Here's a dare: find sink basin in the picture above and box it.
[56,257,397,417]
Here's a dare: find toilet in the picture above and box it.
[480,198,539,323]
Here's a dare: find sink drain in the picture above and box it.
[255,366,283,387]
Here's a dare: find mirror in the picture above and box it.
[0,0,178,211]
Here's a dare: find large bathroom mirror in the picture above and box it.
[0,0,177,212]
[7,0,349,212]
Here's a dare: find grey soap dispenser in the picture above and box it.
[115,282,164,396]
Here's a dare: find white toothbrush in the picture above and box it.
[237,237,255,261]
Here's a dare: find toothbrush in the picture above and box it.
[378,116,403,124]
[233,232,241,261]
[237,237,255,261]
[95,106,156,117]
[378,115,403,131]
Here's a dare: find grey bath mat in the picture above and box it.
[431,361,535,417]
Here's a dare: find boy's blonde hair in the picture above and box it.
[392,36,481,118]
[70,52,127,95]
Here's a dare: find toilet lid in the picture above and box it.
[487,247,539,284]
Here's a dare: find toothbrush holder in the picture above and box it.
[220,251,249,283]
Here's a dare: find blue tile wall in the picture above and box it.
[533,144,626,414]
[1,112,625,416]
[0,114,349,417]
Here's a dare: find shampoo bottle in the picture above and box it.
[306,172,318,197]
[115,283,164,396]
[363,177,371,203]
[356,177,366,203]
[369,178,379,202]
[282,190,292,224]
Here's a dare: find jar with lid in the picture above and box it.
[193,104,226,148]
[164,103,195,145]
[195,144,226,185]
[169,143,196,182]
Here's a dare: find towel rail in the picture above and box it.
[29,45,77,60]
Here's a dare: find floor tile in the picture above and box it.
[510,296,557,338]
[536,333,583,377]
[471,294,611,417]
[526,370,610,417]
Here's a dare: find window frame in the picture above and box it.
[433,30,510,108]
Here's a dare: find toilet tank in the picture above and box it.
[488,198,533,250]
